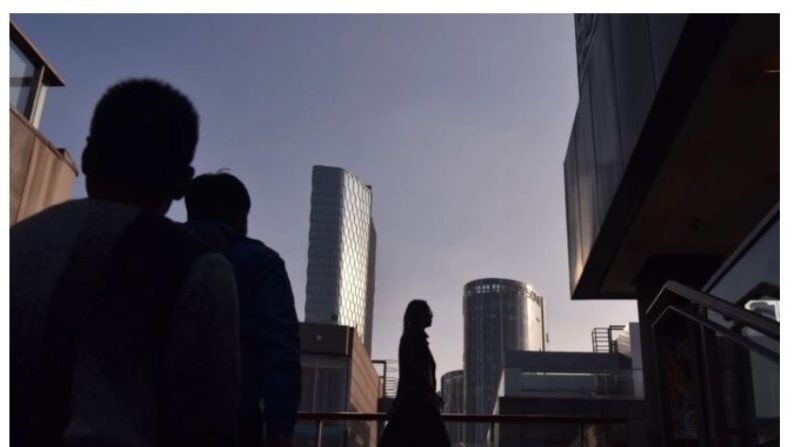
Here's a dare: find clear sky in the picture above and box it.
[13,13,638,383]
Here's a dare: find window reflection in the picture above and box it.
[10,41,35,115]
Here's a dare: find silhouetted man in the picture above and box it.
[185,173,300,447]
[10,79,240,447]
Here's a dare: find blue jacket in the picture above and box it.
[185,221,301,437]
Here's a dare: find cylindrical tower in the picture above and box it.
[463,278,544,446]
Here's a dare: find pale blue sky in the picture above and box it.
[13,14,638,382]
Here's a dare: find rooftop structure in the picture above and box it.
[10,21,77,224]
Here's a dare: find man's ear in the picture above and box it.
[171,166,195,200]
[81,142,95,177]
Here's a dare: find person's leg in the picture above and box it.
[238,411,264,447]
[419,405,451,447]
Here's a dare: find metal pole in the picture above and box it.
[314,419,323,447]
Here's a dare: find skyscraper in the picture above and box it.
[463,278,545,446]
[305,165,376,352]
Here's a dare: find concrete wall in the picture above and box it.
[297,322,380,447]
[503,350,631,372]
[10,107,76,225]
[499,351,636,400]
[615,323,644,399]
[349,330,380,447]
[300,321,353,356]
[495,396,645,447]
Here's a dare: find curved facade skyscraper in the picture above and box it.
[463,278,545,446]
[305,165,376,352]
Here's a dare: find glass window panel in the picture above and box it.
[709,218,779,303]
[10,41,36,116]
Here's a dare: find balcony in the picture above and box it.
[10,100,77,224]
[10,21,77,224]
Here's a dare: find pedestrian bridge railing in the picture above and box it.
[296,411,628,447]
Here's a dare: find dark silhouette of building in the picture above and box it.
[564,14,778,446]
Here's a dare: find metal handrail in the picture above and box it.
[645,280,779,341]
[297,411,628,447]
[661,305,779,364]
[645,280,780,445]
[297,411,627,424]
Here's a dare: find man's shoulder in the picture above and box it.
[142,213,203,249]
[12,199,95,235]
[232,237,282,265]
[11,199,139,255]
[119,212,210,275]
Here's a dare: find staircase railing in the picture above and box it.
[645,280,779,446]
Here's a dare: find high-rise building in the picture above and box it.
[463,278,545,446]
[305,165,376,352]
[441,370,465,446]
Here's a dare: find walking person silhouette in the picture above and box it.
[379,300,451,447]
[184,172,301,447]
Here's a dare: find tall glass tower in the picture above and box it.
[463,278,545,446]
[305,165,376,352]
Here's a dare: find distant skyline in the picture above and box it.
[12,14,639,384]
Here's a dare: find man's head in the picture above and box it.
[185,172,251,236]
[82,78,199,214]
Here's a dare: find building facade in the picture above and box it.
[441,369,465,446]
[296,322,381,447]
[10,21,77,225]
[305,165,376,352]
[463,278,545,446]
[563,14,779,446]
[493,350,644,447]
